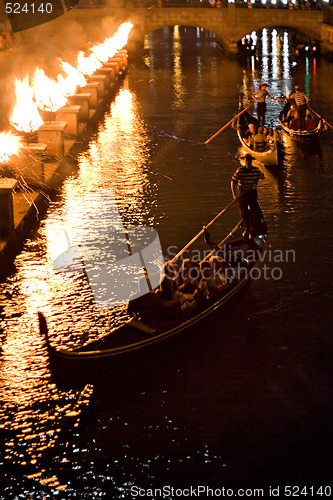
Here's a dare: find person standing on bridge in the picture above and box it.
[252,82,279,126]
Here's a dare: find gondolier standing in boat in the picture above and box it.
[252,82,279,126]
[231,154,265,239]
[288,85,309,131]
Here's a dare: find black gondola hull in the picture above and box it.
[39,236,266,389]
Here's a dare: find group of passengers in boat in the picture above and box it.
[232,114,279,153]
[243,123,277,152]
[128,256,234,326]
[283,105,317,131]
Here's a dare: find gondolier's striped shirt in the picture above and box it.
[253,89,269,102]
[232,166,265,190]
[290,91,308,106]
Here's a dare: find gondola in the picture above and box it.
[235,107,282,167]
[278,102,324,143]
[39,206,267,389]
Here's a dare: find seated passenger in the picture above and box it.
[193,261,218,304]
[305,113,317,130]
[156,262,178,300]
[244,123,257,143]
[289,117,299,130]
[157,261,192,306]
[286,106,296,126]
[177,259,200,295]
[252,126,268,151]
[266,127,274,142]
[128,277,181,325]
[209,256,231,295]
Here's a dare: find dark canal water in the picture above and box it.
[1,26,333,498]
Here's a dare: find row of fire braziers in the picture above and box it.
[0,49,128,237]
[2,49,128,184]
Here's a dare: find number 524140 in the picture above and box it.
[5,3,53,14]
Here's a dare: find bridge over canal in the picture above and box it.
[6,3,333,58]
[123,5,326,54]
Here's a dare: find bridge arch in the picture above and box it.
[127,6,323,55]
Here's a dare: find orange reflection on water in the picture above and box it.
[114,88,132,125]
[0,265,53,404]
[62,86,152,224]
[1,84,155,405]
[172,26,185,108]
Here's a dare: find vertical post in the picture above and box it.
[0,178,18,236]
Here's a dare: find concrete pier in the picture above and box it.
[102,64,117,82]
[95,69,112,89]
[37,121,67,157]
[78,83,99,108]
[87,75,107,97]
[68,93,92,122]
[105,61,120,76]
[111,57,124,72]
[117,50,128,67]
[55,106,81,136]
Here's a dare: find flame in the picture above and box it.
[77,22,133,75]
[90,42,112,65]
[112,22,133,50]
[33,68,67,112]
[59,61,87,94]
[10,77,44,133]
[77,51,103,76]
[9,22,133,130]
[0,132,23,164]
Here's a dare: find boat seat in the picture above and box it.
[129,318,157,335]
[128,291,181,325]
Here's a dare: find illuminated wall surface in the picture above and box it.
[2,0,79,32]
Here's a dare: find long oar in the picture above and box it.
[202,103,253,145]
[309,107,333,131]
[200,220,243,264]
[169,195,242,265]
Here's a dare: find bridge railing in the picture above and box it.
[125,0,326,8]
[77,0,328,9]
[128,0,218,6]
